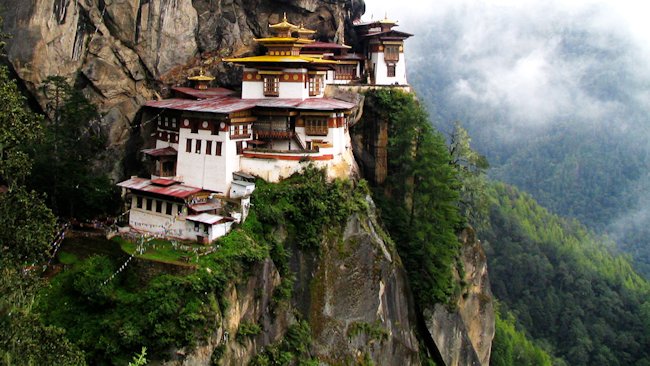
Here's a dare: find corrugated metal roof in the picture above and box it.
[142,147,177,157]
[145,97,257,114]
[186,213,231,225]
[301,42,351,50]
[117,177,203,199]
[146,96,354,113]
[172,87,235,100]
[189,202,221,212]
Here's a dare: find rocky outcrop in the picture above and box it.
[426,228,495,366]
[0,0,365,178]
[156,259,290,366]
[304,198,420,364]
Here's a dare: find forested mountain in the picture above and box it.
[482,183,650,365]
[404,2,650,277]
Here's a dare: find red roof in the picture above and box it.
[363,30,413,38]
[146,96,354,113]
[150,178,177,186]
[145,97,257,114]
[301,42,351,50]
[172,87,235,100]
[118,177,203,199]
[142,147,177,157]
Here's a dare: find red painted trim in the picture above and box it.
[243,153,334,161]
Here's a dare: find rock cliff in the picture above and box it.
[426,228,495,366]
[0,0,364,177]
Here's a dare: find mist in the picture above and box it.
[363,0,650,271]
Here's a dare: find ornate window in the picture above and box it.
[305,117,328,136]
[387,64,396,77]
[309,75,323,96]
[384,45,400,61]
[263,76,279,97]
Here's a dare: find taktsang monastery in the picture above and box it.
[117,15,412,243]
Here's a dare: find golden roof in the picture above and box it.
[269,13,299,31]
[297,24,316,35]
[223,55,338,65]
[379,13,398,25]
[187,68,215,81]
[253,37,315,45]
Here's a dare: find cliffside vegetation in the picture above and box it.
[483,182,650,365]
[34,168,369,364]
[361,89,462,307]
[0,65,86,365]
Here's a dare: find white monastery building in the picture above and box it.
[117,14,413,243]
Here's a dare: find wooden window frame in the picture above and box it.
[186,138,192,153]
[206,140,212,155]
[387,64,396,77]
[305,117,328,136]
[215,141,222,156]
[384,45,400,62]
[146,198,152,211]
[136,196,142,209]
[263,75,279,97]
[195,139,202,154]
[155,200,162,213]
[165,202,173,215]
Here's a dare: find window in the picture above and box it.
[171,118,177,128]
[215,141,222,156]
[384,45,400,61]
[236,141,243,155]
[309,75,322,96]
[165,202,172,215]
[186,138,192,153]
[146,198,152,211]
[136,196,142,209]
[305,117,328,136]
[243,124,249,135]
[191,122,198,133]
[194,222,200,232]
[387,64,396,77]
[177,204,182,216]
[155,200,162,213]
[263,76,279,96]
[195,139,202,154]
[206,140,212,155]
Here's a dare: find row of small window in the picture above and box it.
[158,116,178,129]
[135,197,181,216]
[185,139,223,155]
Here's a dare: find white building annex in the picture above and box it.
[117,14,413,244]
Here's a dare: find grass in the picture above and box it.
[114,237,206,266]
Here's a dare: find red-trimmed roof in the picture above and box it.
[301,42,351,50]
[142,147,177,157]
[117,177,203,199]
[363,30,413,38]
[146,96,354,113]
[172,87,235,100]
[151,178,177,186]
[145,97,257,114]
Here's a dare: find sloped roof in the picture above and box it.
[117,177,202,199]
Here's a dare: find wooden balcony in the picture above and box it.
[255,130,295,140]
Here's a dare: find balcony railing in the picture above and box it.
[254,130,294,140]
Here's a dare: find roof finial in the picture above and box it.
[283,12,288,22]
[385,11,388,20]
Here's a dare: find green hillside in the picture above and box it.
[482,182,650,365]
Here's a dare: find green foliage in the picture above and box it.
[27,76,118,220]
[37,255,225,364]
[448,121,490,230]
[491,307,554,366]
[361,89,461,306]
[237,321,262,343]
[346,321,388,342]
[253,166,369,250]
[128,347,148,366]
[483,182,650,365]
[250,320,317,366]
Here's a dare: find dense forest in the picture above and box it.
[482,183,650,365]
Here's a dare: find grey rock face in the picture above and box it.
[426,228,496,366]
